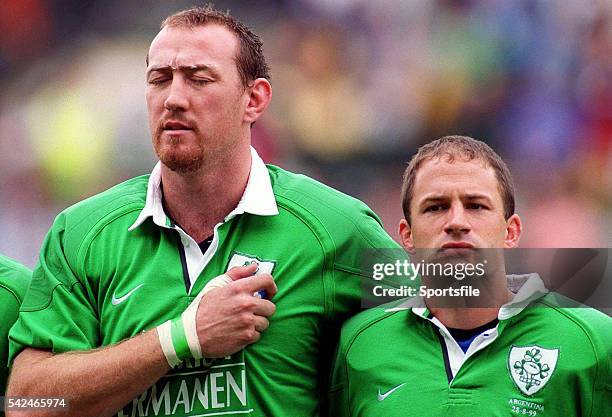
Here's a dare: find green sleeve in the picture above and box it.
[330,207,404,318]
[8,215,100,364]
[0,254,31,397]
[592,384,612,417]
[0,288,21,395]
[591,328,612,417]
[320,209,402,416]
[329,337,351,417]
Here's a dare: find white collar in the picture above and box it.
[384,274,548,321]
[128,146,278,231]
[497,273,548,320]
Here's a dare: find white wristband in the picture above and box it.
[157,273,233,367]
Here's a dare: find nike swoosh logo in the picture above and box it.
[112,284,144,305]
[377,383,406,401]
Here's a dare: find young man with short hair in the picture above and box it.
[330,136,611,416]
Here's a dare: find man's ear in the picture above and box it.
[398,219,416,254]
[504,214,522,248]
[244,78,272,124]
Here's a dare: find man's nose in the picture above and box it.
[164,78,189,111]
[444,204,471,235]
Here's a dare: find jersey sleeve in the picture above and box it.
[8,214,100,365]
[590,318,612,417]
[330,206,404,318]
[0,287,22,394]
[592,383,612,417]
[329,333,351,417]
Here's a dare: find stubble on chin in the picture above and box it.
[153,131,205,174]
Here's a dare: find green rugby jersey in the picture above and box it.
[0,254,31,402]
[8,148,401,417]
[331,275,612,417]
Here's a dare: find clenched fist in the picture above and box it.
[196,263,277,357]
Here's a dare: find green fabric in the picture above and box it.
[330,294,612,417]
[8,165,403,417]
[0,254,31,406]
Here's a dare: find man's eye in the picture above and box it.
[424,205,444,213]
[148,78,169,85]
[467,203,485,210]
[191,78,211,85]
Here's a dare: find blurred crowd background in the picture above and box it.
[1,0,610,267]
